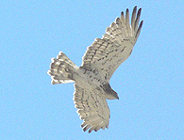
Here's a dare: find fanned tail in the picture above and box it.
[47,52,78,84]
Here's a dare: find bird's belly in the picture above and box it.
[73,68,105,87]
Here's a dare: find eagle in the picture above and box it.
[47,6,143,133]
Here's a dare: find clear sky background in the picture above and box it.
[1,0,184,140]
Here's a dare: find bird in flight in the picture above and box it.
[47,6,143,133]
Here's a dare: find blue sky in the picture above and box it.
[1,0,184,140]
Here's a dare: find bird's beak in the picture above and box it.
[116,95,119,100]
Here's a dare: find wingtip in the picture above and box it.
[126,8,129,13]
[140,20,144,26]
[137,7,142,17]
[133,6,137,11]
[121,11,124,18]
[139,20,144,31]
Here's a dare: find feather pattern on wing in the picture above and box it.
[74,84,110,133]
[81,6,143,81]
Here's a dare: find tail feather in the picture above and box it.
[47,52,78,84]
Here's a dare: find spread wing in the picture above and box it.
[80,6,143,81]
[74,84,110,133]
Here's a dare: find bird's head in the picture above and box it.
[102,83,119,100]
